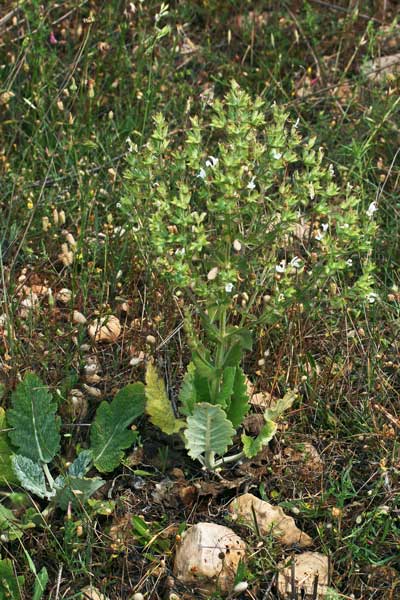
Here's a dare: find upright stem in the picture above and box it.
[210,306,227,401]
[43,463,55,490]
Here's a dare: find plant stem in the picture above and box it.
[211,306,227,401]
[42,463,55,490]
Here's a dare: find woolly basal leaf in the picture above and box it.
[184,403,235,461]
[241,421,277,459]
[145,363,185,434]
[11,455,49,499]
[68,450,92,477]
[7,373,60,464]
[91,383,145,473]
[0,408,18,485]
[225,367,250,428]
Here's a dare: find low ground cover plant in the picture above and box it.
[122,81,377,469]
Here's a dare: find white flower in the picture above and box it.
[315,230,324,241]
[367,292,378,304]
[367,201,378,218]
[271,149,282,160]
[205,155,218,168]
[329,163,335,176]
[290,256,302,269]
[247,176,256,190]
[346,259,353,266]
[321,223,329,232]
[275,260,286,273]
[175,248,185,256]
[197,167,206,179]
[225,283,234,293]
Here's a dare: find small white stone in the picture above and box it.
[207,266,219,281]
[73,310,87,325]
[233,239,242,252]
[233,581,248,593]
[56,288,73,304]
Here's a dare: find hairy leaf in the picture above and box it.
[241,421,277,459]
[68,450,92,477]
[222,343,242,368]
[264,389,296,421]
[184,403,235,461]
[7,373,60,464]
[91,383,145,473]
[11,455,49,499]
[0,408,18,485]
[225,367,250,428]
[145,363,185,434]
[215,367,236,409]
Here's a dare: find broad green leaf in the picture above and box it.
[145,363,185,435]
[32,566,48,600]
[0,558,24,600]
[222,343,242,368]
[191,349,216,378]
[225,367,250,428]
[91,383,145,473]
[184,403,235,461]
[55,476,105,510]
[178,363,211,415]
[241,421,277,459]
[264,389,296,421]
[215,367,236,409]
[226,327,253,351]
[11,456,49,499]
[0,408,18,485]
[7,373,60,464]
[68,450,92,477]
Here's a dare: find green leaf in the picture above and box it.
[0,504,34,541]
[55,476,105,510]
[215,367,236,409]
[264,389,296,421]
[145,363,185,435]
[11,455,49,499]
[226,327,253,351]
[184,403,235,462]
[191,349,216,378]
[0,408,18,485]
[7,373,60,464]
[0,558,24,600]
[91,383,145,473]
[68,450,92,477]
[222,343,242,368]
[178,362,197,416]
[241,421,277,459]
[32,567,48,600]
[226,367,250,428]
